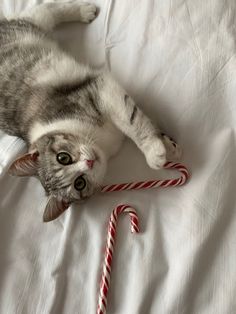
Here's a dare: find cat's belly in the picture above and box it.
[95,121,124,158]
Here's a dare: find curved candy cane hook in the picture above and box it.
[97,205,139,314]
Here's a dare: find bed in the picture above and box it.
[0,0,236,313]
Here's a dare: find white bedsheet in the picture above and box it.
[0,1,236,313]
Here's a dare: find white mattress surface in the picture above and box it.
[0,1,236,313]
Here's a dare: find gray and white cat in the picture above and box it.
[0,1,181,222]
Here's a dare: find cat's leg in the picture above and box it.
[18,1,97,31]
[101,84,169,169]
[101,79,182,169]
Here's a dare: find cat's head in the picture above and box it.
[9,133,107,222]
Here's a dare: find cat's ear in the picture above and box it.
[8,151,39,176]
[43,196,70,222]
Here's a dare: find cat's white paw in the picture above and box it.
[79,3,97,23]
[162,134,182,161]
[145,139,167,169]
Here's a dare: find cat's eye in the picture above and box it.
[56,152,73,165]
[74,175,86,191]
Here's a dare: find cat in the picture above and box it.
[0,1,181,222]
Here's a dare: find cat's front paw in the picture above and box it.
[145,139,167,169]
[79,3,97,23]
[161,133,182,161]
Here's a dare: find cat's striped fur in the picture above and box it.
[0,1,180,222]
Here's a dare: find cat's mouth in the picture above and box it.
[93,150,100,162]
[83,149,100,168]
[88,151,100,169]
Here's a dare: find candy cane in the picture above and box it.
[96,205,139,314]
[101,162,189,193]
[97,162,190,314]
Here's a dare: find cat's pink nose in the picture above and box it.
[86,159,94,169]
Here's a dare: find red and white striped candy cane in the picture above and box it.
[101,162,189,193]
[96,205,139,314]
[97,162,190,314]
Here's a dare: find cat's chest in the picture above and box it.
[94,121,124,158]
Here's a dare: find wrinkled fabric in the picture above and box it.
[0,1,236,313]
